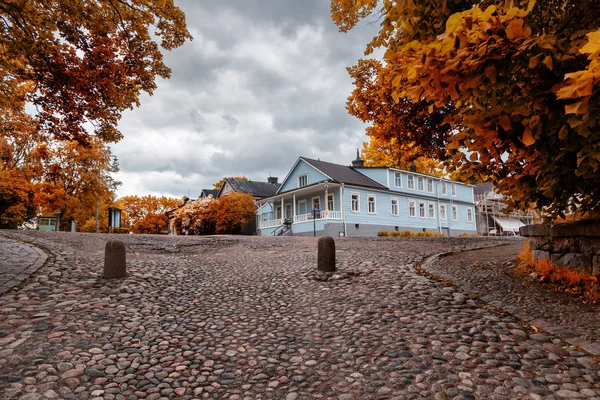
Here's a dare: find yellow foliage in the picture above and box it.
[332,0,600,219]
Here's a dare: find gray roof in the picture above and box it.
[200,189,218,198]
[225,179,281,198]
[301,157,387,189]
[474,182,494,196]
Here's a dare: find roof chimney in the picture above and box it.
[351,148,364,168]
[267,176,278,185]
[410,161,417,172]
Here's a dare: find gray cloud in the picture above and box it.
[112,0,380,198]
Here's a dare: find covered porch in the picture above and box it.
[257,182,343,231]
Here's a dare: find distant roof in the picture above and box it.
[474,182,494,196]
[225,179,281,198]
[200,189,218,198]
[300,157,387,189]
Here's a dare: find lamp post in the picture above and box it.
[312,208,320,237]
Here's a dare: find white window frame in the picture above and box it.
[467,207,473,222]
[417,177,424,191]
[312,196,321,211]
[276,205,282,219]
[419,202,426,218]
[367,194,376,214]
[427,179,434,193]
[351,193,360,213]
[394,172,402,188]
[298,174,308,188]
[441,182,447,195]
[408,200,416,218]
[452,205,458,221]
[407,175,415,190]
[440,204,447,220]
[327,193,334,211]
[451,183,457,197]
[390,197,399,216]
[428,203,435,219]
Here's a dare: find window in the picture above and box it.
[467,207,473,222]
[312,196,321,211]
[368,195,376,214]
[407,175,415,190]
[427,179,433,193]
[394,172,402,187]
[441,182,447,195]
[391,198,399,216]
[419,202,426,218]
[327,194,334,211]
[428,203,435,219]
[452,205,458,221]
[276,206,282,219]
[440,205,447,220]
[418,177,424,191]
[451,183,456,197]
[298,174,308,188]
[351,193,360,212]
[409,200,416,217]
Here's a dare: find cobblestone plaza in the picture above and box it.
[0,232,599,399]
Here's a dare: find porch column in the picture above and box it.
[281,198,285,224]
[293,193,296,223]
[325,186,329,216]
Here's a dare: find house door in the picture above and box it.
[298,200,306,215]
[285,204,292,219]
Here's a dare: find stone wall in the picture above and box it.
[519,220,600,275]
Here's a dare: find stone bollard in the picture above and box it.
[104,240,127,279]
[318,236,336,273]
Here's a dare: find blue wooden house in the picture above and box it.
[256,154,477,237]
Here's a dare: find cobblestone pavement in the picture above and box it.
[0,234,47,296]
[422,243,600,356]
[0,231,599,400]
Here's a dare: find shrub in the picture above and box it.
[379,230,445,237]
[416,231,444,237]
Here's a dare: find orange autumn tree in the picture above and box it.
[332,0,600,218]
[215,192,256,234]
[36,138,121,230]
[347,59,454,176]
[1,0,191,144]
[117,195,180,233]
[1,117,119,229]
[362,137,444,177]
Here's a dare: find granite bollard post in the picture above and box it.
[104,240,127,279]
[318,236,336,273]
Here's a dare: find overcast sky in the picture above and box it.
[112,0,381,199]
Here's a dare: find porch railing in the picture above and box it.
[259,210,342,229]
[294,210,342,223]
[258,218,284,229]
